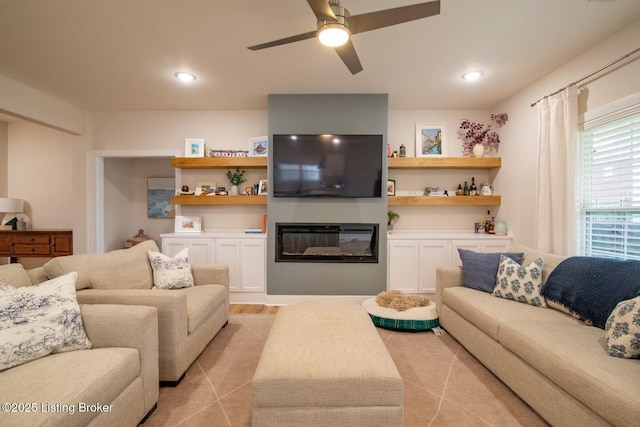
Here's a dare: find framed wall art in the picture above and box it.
[415,124,446,157]
[147,177,175,218]
[250,136,268,157]
[184,138,205,157]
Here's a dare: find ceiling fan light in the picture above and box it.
[175,71,196,82]
[318,24,350,47]
[462,71,483,81]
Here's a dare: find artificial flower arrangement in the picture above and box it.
[457,113,508,156]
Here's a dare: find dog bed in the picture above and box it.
[361,297,439,332]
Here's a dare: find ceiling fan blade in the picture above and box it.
[333,39,363,75]
[349,0,440,35]
[307,0,338,21]
[247,30,317,50]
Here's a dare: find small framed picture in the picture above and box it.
[175,215,202,233]
[195,181,216,195]
[185,138,205,157]
[249,136,268,157]
[245,186,254,196]
[387,179,396,196]
[415,124,445,157]
[258,179,268,195]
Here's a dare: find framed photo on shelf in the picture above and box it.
[147,177,175,218]
[249,136,268,157]
[175,215,202,233]
[415,124,445,157]
[184,138,205,157]
[195,181,216,195]
[258,179,268,195]
[387,179,396,196]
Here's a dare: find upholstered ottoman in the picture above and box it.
[251,304,404,427]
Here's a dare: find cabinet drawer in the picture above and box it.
[13,245,52,256]
[14,235,50,244]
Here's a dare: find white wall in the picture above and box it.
[0,121,7,196]
[493,17,640,248]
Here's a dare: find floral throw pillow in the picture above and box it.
[605,296,640,359]
[0,272,92,371]
[148,248,194,290]
[492,255,546,307]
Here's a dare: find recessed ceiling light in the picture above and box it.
[462,70,483,81]
[175,71,196,82]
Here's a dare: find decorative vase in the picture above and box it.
[230,185,239,195]
[472,144,485,158]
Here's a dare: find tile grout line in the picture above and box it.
[429,344,461,427]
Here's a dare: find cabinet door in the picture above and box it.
[481,240,512,253]
[388,240,420,293]
[450,240,483,265]
[418,240,449,293]
[162,238,188,257]
[52,234,72,256]
[216,239,241,292]
[188,240,215,264]
[240,239,266,293]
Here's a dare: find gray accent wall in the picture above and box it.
[267,94,388,295]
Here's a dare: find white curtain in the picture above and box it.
[535,86,579,256]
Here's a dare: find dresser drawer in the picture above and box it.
[13,245,52,256]
[14,235,51,244]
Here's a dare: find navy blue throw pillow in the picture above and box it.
[458,249,525,293]
[541,256,640,329]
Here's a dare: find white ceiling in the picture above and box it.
[0,0,639,112]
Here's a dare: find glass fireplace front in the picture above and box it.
[276,223,378,263]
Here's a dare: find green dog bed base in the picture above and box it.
[361,297,439,332]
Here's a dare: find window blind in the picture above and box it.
[580,111,640,260]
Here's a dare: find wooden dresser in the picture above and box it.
[0,229,73,263]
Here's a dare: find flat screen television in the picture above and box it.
[272,134,383,198]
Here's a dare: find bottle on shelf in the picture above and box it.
[463,181,469,196]
[485,210,492,233]
[489,216,496,234]
[469,177,477,196]
[456,184,463,196]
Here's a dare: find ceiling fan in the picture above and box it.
[247,0,441,75]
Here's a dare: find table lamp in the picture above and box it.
[0,198,24,230]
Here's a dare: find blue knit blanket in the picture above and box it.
[541,256,640,329]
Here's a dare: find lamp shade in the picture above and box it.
[0,198,23,213]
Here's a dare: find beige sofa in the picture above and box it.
[33,240,229,385]
[436,245,640,427]
[0,303,159,427]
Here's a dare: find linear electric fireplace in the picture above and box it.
[276,223,378,263]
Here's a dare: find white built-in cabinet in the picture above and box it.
[387,231,513,293]
[160,232,266,299]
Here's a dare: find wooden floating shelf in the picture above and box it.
[388,157,501,169]
[172,157,267,169]
[388,195,501,206]
[172,195,267,205]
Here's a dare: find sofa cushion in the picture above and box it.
[0,272,92,371]
[458,249,524,292]
[605,295,640,359]
[442,286,578,341]
[0,347,139,426]
[148,247,194,290]
[541,256,640,329]
[186,285,226,335]
[0,264,32,288]
[492,256,546,307]
[498,318,640,427]
[44,240,157,290]
[508,244,565,284]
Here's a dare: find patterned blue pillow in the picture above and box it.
[458,249,525,293]
[492,256,546,307]
[605,296,640,359]
[0,272,92,371]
